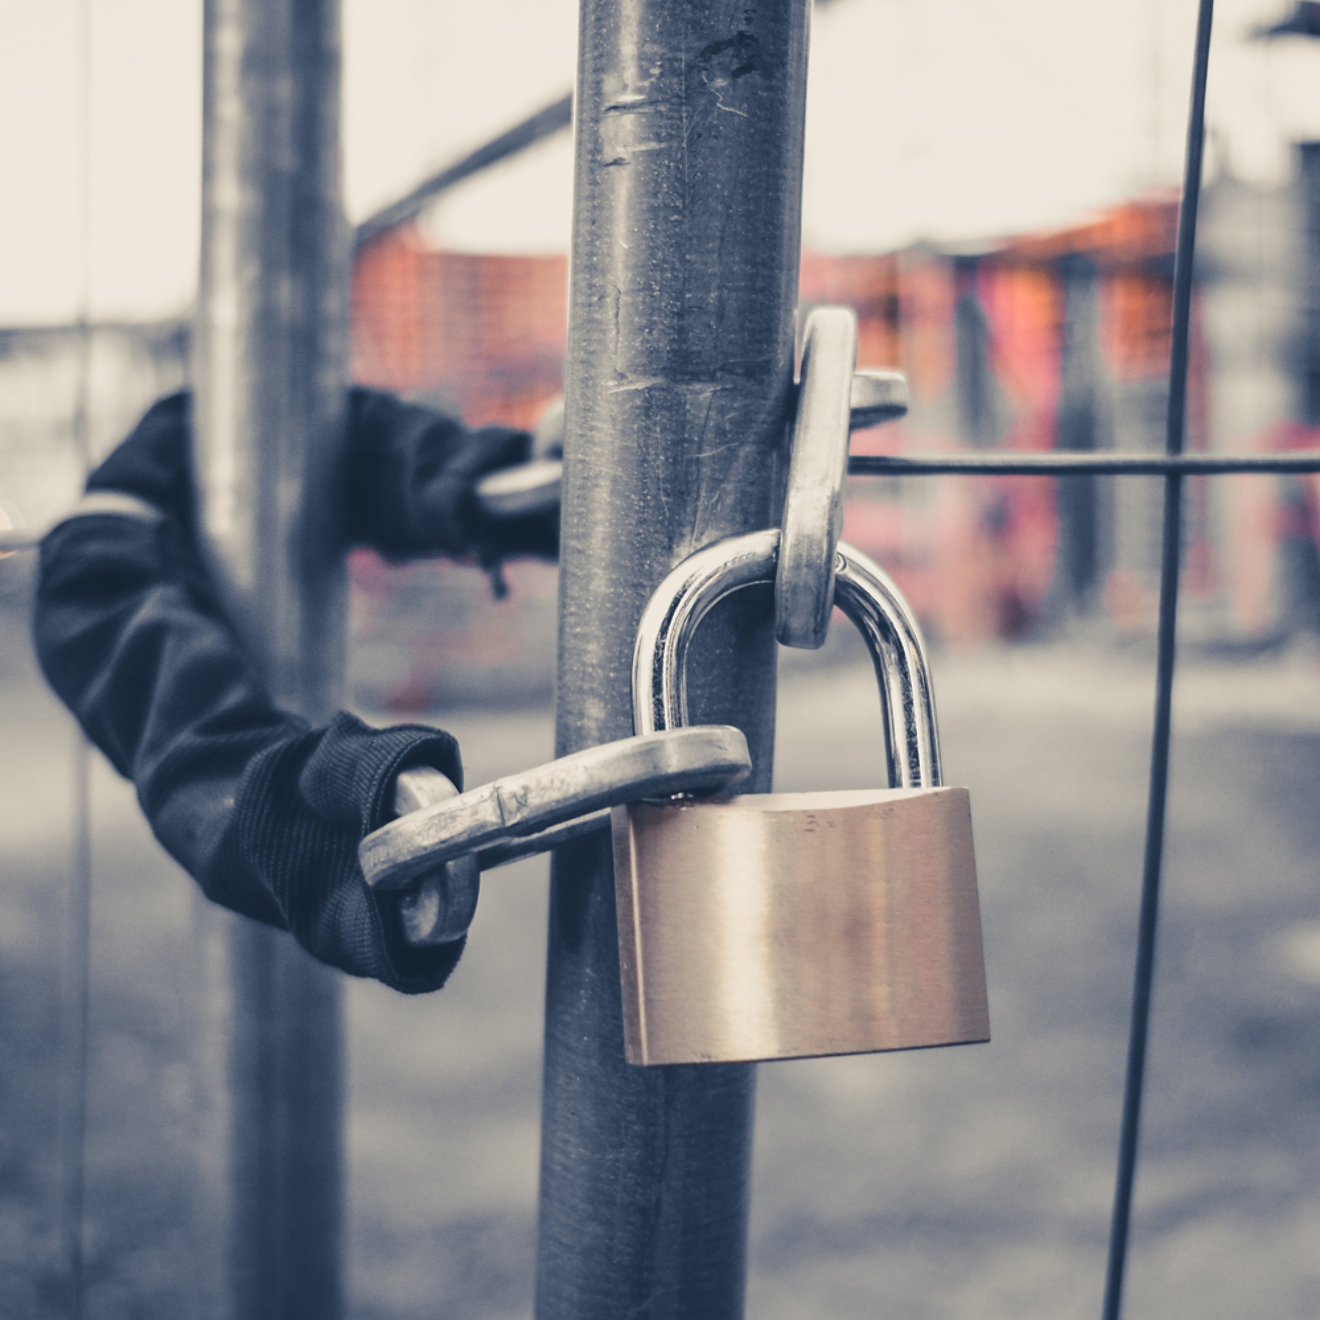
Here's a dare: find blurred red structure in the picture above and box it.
[345,187,1318,705]
[352,226,567,429]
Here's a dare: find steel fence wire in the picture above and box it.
[849,450,1320,476]
[1102,0,1217,1313]
[57,2,93,1312]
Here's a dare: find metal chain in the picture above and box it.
[775,306,858,649]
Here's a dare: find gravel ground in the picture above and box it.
[3,594,1320,1319]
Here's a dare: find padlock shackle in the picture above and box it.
[633,528,942,789]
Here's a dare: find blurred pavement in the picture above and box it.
[3,587,1320,1318]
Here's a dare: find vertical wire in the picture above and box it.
[58,0,95,1313]
[1101,2,1215,1317]
[61,743,92,1320]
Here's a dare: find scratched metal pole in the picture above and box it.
[193,1,348,1316]
[537,1,808,1314]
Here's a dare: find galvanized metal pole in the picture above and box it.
[193,1,348,1316]
[538,1,809,1315]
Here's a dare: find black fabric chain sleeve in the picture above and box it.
[30,386,559,994]
[86,386,559,564]
[35,509,466,993]
[344,386,558,562]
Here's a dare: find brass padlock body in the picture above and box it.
[613,529,990,1067]
[614,787,987,1066]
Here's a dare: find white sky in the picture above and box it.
[1,0,1318,325]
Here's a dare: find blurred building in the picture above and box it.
[344,147,1319,680]
[3,147,1319,708]
[351,233,568,430]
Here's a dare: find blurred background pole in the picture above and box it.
[193,1,349,1316]
[538,1,809,1315]
[1302,141,1320,429]
[1048,253,1103,623]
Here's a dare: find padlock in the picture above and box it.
[611,527,989,1066]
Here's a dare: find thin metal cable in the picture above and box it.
[1102,1,1215,1317]
[848,450,1320,476]
[3,448,1319,558]
[58,2,94,1314]
[61,741,92,1320]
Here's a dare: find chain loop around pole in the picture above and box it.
[360,726,751,894]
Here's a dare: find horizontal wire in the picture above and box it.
[7,448,1320,556]
[849,449,1320,477]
